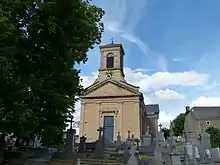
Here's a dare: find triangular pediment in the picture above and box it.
[82,79,141,98]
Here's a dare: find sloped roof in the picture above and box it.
[192,106,220,120]
[145,104,160,114]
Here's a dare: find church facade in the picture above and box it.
[79,43,159,142]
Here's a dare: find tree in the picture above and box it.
[206,127,220,148]
[171,113,185,136]
[0,0,104,146]
[161,128,170,140]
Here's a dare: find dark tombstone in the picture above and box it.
[79,136,86,153]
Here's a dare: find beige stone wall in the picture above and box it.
[199,119,220,132]
[79,97,141,142]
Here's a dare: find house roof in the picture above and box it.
[145,104,160,114]
[99,43,125,55]
[192,106,220,120]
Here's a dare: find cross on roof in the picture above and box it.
[97,127,104,139]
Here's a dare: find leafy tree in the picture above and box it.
[161,128,170,140]
[171,113,185,136]
[0,0,104,146]
[206,127,220,148]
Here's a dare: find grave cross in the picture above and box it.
[159,124,163,132]
[97,127,104,139]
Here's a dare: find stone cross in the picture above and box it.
[159,124,163,132]
[97,127,104,139]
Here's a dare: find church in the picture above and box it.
[79,43,160,143]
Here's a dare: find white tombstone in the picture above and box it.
[128,146,138,165]
[171,153,181,165]
[185,142,193,160]
[200,132,211,149]
[194,146,200,159]
[205,149,211,159]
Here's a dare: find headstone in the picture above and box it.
[210,147,220,161]
[171,152,182,165]
[127,154,138,165]
[79,136,86,153]
[154,144,162,164]
[142,128,152,147]
[194,146,200,160]
[200,132,211,149]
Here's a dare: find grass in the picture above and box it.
[138,155,153,160]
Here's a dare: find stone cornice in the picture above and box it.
[83,79,141,96]
[81,94,141,99]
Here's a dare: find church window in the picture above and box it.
[106,53,114,68]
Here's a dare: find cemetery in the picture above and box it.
[1,116,220,165]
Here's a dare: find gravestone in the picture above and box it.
[142,126,152,147]
[200,132,211,149]
[210,147,220,162]
[79,136,86,153]
[170,152,182,165]
[50,129,76,165]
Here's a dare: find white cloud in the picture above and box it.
[159,111,175,127]
[124,67,208,92]
[191,96,220,106]
[153,89,185,101]
[74,67,209,128]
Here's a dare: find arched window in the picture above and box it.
[106,53,114,68]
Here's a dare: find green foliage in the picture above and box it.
[171,113,185,136]
[206,127,220,148]
[161,127,170,140]
[0,0,104,145]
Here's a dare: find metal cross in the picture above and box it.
[97,127,104,139]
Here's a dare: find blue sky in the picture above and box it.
[75,0,220,126]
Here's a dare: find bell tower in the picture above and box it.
[97,43,125,82]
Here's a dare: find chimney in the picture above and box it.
[185,106,190,112]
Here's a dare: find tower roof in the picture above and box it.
[99,43,125,55]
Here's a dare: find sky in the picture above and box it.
[74,0,220,128]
